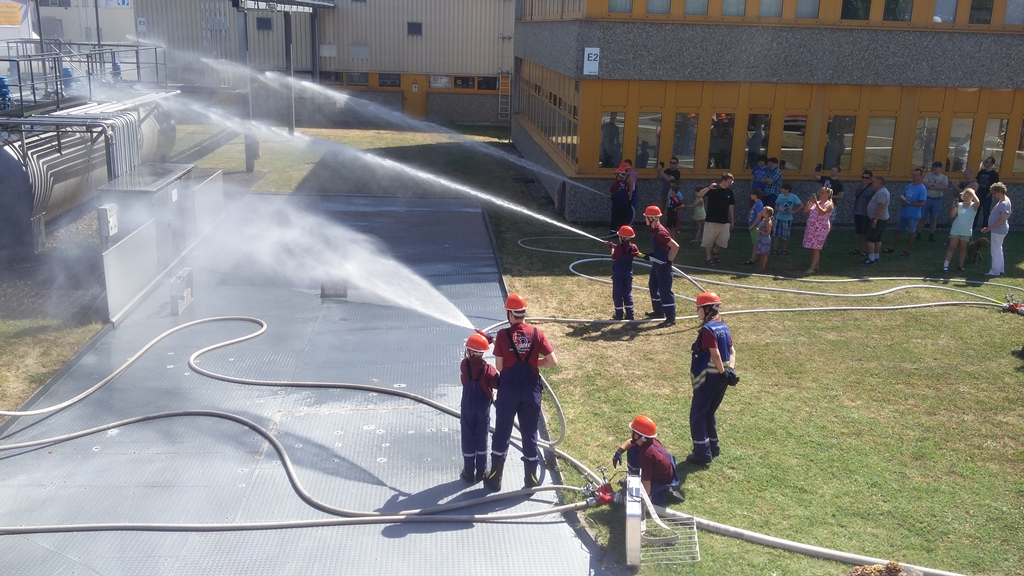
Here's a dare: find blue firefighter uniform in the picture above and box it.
[689,320,733,462]
[648,223,676,321]
[488,325,553,488]
[612,240,639,320]
[460,356,497,480]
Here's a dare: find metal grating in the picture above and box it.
[641,513,701,565]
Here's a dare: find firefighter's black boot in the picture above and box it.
[483,456,505,491]
[524,459,540,489]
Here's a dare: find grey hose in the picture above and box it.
[0,409,587,530]
[655,507,967,576]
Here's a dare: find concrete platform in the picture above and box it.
[0,194,609,576]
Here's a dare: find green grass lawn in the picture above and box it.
[175,124,1024,575]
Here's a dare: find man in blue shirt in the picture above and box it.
[884,168,928,256]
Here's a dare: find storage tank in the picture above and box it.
[0,101,176,264]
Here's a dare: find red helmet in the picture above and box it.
[617,225,635,238]
[504,294,528,312]
[616,162,631,173]
[644,205,662,218]
[696,292,722,307]
[629,415,657,438]
[466,333,490,353]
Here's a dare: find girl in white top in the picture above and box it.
[943,188,980,273]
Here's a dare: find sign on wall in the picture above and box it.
[0,2,22,27]
[583,47,599,76]
[103,0,132,8]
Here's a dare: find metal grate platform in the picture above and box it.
[642,514,701,565]
[0,194,608,576]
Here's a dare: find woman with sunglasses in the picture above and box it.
[980,183,1012,277]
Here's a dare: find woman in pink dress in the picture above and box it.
[802,187,834,275]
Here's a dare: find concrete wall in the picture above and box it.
[514,117,1023,229]
[514,20,1024,88]
[427,93,501,124]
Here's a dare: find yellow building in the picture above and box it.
[511,0,1024,224]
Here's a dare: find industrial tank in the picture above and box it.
[0,102,176,262]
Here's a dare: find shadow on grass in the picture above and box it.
[1012,344,1024,373]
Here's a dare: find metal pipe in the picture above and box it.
[310,8,319,84]
[94,0,102,48]
[284,11,294,135]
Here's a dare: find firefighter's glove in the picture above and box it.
[606,241,615,248]
[638,253,651,261]
[724,368,740,386]
[475,329,495,345]
[612,448,624,468]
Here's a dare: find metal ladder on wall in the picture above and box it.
[498,72,512,121]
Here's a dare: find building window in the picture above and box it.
[256,17,273,31]
[378,73,401,87]
[708,114,735,169]
[408,22,423,35]
[796,0,820,17]
[933,0,958,22]
[883,0,914,21]
[477,77,499,91]
[781,115,807,170]
[981,118,1007,169]
[453,76,475,89]
[352,0,366,2]
[722,0,746,16]
[429,75,451,89]
[647,0,670,13]
[345,72,369,86]
[635,113,661,169]
[948,118,974,171]
[841,0,871,19]
[609,0,632,12]
[1014,123,1024,173]
[673,113,699,169]
[39,0,71,6]
[822,115,856,171]
[684,0,709,15]
[600,112,625,168]
[864,117,897,171]
[1005,0,1024,24]
[968,0,993,23]
[760,0,784,17]
[745,114,771,169]
[913,117,940,168]
[351,45,369,60]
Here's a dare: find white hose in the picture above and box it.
[655,507,967,576]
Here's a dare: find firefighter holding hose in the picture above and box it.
[459,332,498,483]
[687,292,739,465]
[485,294,559,491]
[641,206,680,327]
[611,415,684,504]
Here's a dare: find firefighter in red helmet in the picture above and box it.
[485,294,558,491]
[611,415,683,504]
[687,292,739,465]
[459,332,498,483]
[642,205,680,327]
[607,225,640,320]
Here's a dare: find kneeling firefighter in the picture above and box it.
[687,292,739,465]
[485,294,559,491]
[611,415,683,505]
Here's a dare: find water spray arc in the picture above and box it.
[199,57,607,199]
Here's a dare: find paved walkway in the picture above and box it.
[0,194,608,576]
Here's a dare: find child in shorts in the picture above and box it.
[755,206,774,272]
[771,183,803,255]
[687,187,706,243]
